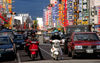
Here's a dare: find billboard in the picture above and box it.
[37,18,43,30]
[50,0,57,5]
[67,0,73,25]
[95,0,100,6]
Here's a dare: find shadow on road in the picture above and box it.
[0,57,16,62]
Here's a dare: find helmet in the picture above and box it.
[53,30,58,33]
[53,30,59,35]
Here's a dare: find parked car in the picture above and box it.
[67,32,100,58]
[0,36,16,59]
[14,34,25,49]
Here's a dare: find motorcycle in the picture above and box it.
[29,40,39,60]
[50,39,62,60]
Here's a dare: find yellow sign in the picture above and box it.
[3,4,6,8]
[82,21,88,25]
[3,0,6,2]
[8,5,12,9]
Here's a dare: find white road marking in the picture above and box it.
[39,47,51,56]
[17,52,21,63]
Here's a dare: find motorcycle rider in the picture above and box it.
[50,30,61,40]
[31,31,44,60]
[50,30,63,59]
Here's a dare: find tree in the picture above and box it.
[33,20,38,29]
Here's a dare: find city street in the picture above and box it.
[1,0,100,63]
[0,36,100,63]
[0,44,100,63]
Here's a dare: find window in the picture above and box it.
[73,33,99,41]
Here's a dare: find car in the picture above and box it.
[64,25,91,54]
[14,34,25,49]
[0,29,14,39]
[43,33,52,43]
[67,32,100,58]
[0,36,16,59]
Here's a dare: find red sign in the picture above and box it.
[98,9,100,31]
[64,0,69,27]
[98,9,100,24]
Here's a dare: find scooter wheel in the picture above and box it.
[30,54,35,60]
[53,57,58,60]
[55,57,58,60]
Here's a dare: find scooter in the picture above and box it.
[29,40,39,60]
[50,39,62,60]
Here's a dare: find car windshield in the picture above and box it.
[73,33,99,41]
[15,35,23,40]
[0,37,10,45]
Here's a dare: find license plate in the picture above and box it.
[86,49,93,53]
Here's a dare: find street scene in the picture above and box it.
[0,0,100,63]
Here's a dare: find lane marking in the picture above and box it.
[39,47,51,56]
[17,52,21,63]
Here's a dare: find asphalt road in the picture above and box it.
[0,35,100,63]
[0,44,100,63]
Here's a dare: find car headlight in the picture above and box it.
[96,45,100,49]
[6,48,14,51]
[75,46,83,49]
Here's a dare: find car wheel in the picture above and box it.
[72,51,76,59]
[30,54,35,60]
[10,53,16,60]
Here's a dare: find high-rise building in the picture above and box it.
[0,0,3,15]
[73,0,90,25]
[90,0,100,32]
[67,0,73,25]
